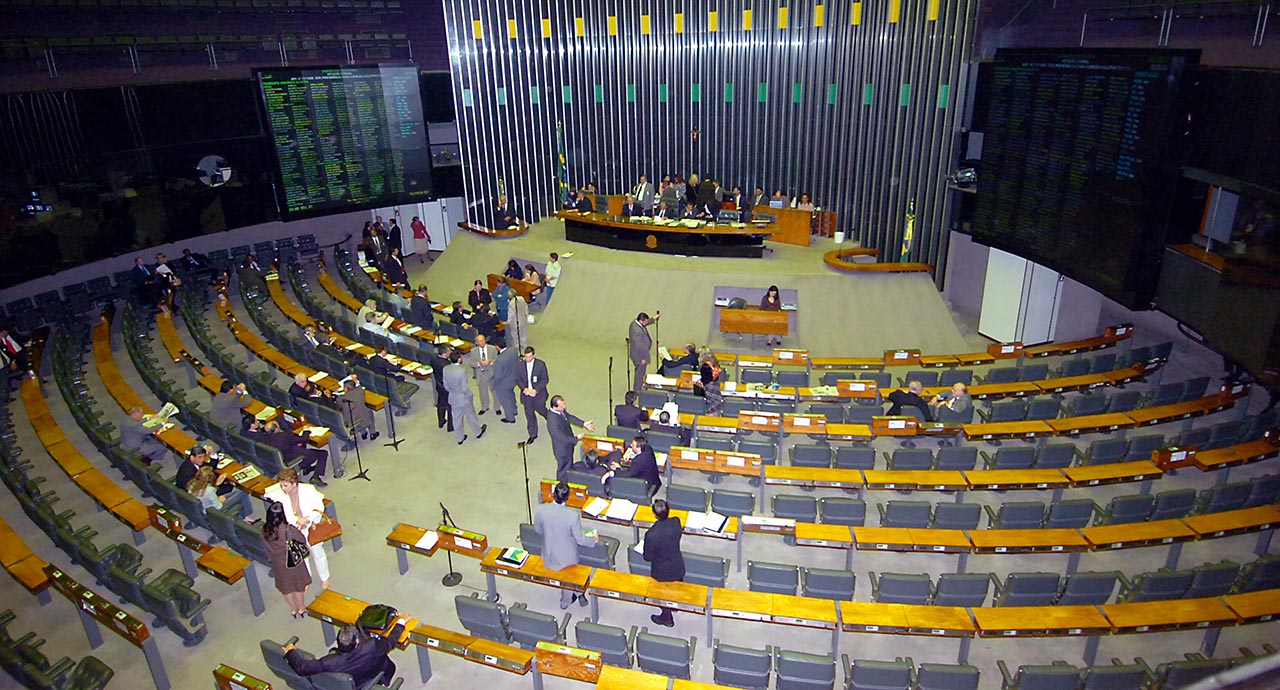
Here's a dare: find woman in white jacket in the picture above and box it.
[264,468,332,589]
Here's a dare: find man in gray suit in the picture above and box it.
[210,380,251,431]
[442,350,486,445]
[120,406,169,466]
[465,334,496,415]
[628,311,660,393]
[534,482,597,609]
[547,394,594,480]
[491,340,519,424]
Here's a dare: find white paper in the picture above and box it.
[415,530,439,551]
[725,456,746,468]
[605,499,638,522]
[583,497,610,518]
[794,417,811,427]
[778,351,794,359]
[680,449,699,461]
[308,371,329,383]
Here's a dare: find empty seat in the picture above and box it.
[1144,382,1184,408]
[934,446,977,471]
[1080,661,1146,690]
[1205,421,1242,450]
[1089,352,1117,373]
[773,494,817,522]
[1184,560,1240,599]
[992,572,1060,607]
[985,502,1046,530]
[775,649,837,690]
[885,448,933,471]
[981,446,1036,470]
[1124,433,1165,461]
[741,369,772,385]
[1034,443,1076,469]
[1244,474,1280,508]
[879,501,931,528]
[1057,358,1092,378]
[1095,494,1154,525]
[1150,488,1197,521]
[777,370,809,387]
[455,593,510,643]
[791,444,832,468]
[611,477,656,503]
[684,553,730,588]
[806,403,846,424]
[1141,655,1232,690]
[1196,481,1250,514]
[931,503,980,530]
[997,661,1080,690]
[939,369,973,387]
[711,489,754,517]
[915,663,979,690]
[844,656,914,690]
[1079,438,1127,465]
[1067,393,1110,417]
[1105,390,1142,413]
[635,628,695,679]
[1179,376,1210,401]
[979,399,1027,423]
[983,367,1019,385]
[898,371,940,388]
[574,621,634,668]
[1024,397,1061,421]
[818,497,865,526]
[1057,571,1119,606]
[748,561,799,596]
[1236,554,1280,592]
[870,572,932,605]
[507,603,569,650]
[834,447,875,470]
[932,573,989,607]
[666,484,708,512]
[801,567,856,601]
[713,639,773,690]
[1045,499,1097,529]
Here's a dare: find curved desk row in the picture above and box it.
[556,210,774,258]
[823,248,933,274]
[328,251,477,352]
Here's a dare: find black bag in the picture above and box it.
[692,381,706,397]
[357,603,399,634]
[286,537,310,568]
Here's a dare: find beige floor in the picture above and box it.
[0,218,1276,690]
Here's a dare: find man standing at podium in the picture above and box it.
[629,311,660,393]
[632,174,655,213]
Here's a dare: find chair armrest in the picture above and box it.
[557,613,570,642]
[876,504,887,522]
[880,451,892,465]
[868,572,880,600]
[687,635,696,663]
[997,659,1014,687]
[979,450,995,469]
[385,678,404,690]
[983,505,998,528]
[987,572,1002,593]
[47,656,75,682]
[842,654,852,683]
[1115,572,1134,594]
[287,636,300,646]
[977,408,991,423]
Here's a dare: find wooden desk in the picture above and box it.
[903,605,975,637]
[810,357,883,370]
[1193,438,1279,471]
[758,207,813,246]
[807,467,868,489]
[409,623,476,657]
[794,523,854,550]
[596,665,668,690]
[535,642,603,683]
[963,469,1070,491]
[907,529,972,554]
[718,308,789,337]
[480,549,592,599]
[968,529,1089,554]
[1047,413,1135,437]
[559,211,775,257]
[970,382,1041,400]
[710,589,773,622]
[672,680,740,690]
[1035,373,1113,395]
[853,527,916,552]
[1101,597,1237,633]
[1223,589,1280,623]
[586,569,651,605]
[1182,505,1280,539]
[1064,461,1161,487]
[1080,519,1197,550]
[461,221,531,239]
[839,601,910,633]
[973,605,1111,637]
[964,421,1054,442]
[646,580,709,614]
[464,638,534,674]
[1125,394,1233,427]
[863,470,967,491]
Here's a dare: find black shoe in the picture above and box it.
[526,436,537,445]
[457,435,467,445]
[477,425,487,439]
[501,418,516,424]
[577,593,589,608]
[333,471,345,479]
[369,431,380,441]
[649,613,674,627]
[438,422,445,429]
[361,431,369,440]
[478,409,488,416]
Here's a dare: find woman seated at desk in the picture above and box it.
[760,284,783,346]
[525,264,545,308]
[796,193,815,212]
[504,259,524,281]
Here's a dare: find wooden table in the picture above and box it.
[718,308,790,337]
[963,421,1053,442]
[385,523,440,574]
[838,601,911,633]
[1223,589,1280,623]
[1182,505,1280,539]
[962,469,1070,491]
[595,666,668,690]
[1064,460,1161,488]
[480,549,592,601]
[1047,413,1135,437]
[968,529,1089,555]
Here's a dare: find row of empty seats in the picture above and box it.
[0,610,113,690]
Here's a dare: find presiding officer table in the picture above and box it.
[555,210,775,257]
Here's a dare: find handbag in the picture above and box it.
[286,537,311,568]
[356,603,399,634]
[307,514,343,546]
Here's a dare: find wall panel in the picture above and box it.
[444,0,977,271]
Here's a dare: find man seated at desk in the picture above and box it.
[930,382,972,421]
[290,373,337,409]
[685,202,713,220]
[614,391,650,430]
[176,443,252,518]
[448,301,471,328]
[245,417,329,486]
[603,436,661,497]
[284,619,406,688]
[886,380,933,421]
[657,342,699,377]
[471,307,501,341]
[654,201,682,220]
[573,187,594,213]
[622,194,646,217]
[647,410,692,446]
[366,346,406,381]
[493,194,520,228]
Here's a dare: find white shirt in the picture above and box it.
[525,359,535,386]
[544,261,562,288]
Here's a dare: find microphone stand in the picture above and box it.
[624,337,631,393]
[516,440,533,525]
[439,503,462,587]
[342,398,371,482]
[607,356,614,424]
[383,386,405,451]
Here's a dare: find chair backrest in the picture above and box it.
[806,403,846,424]
[1034,443,1076,469]
[882,501,931,528]
[874,573,932,604]
[1179,376,1210,401]
[611,477,655,504]
[932,574,989,607]
[1198,481,1251,514]
[1080,663,1146,690]
[698,436,735,452]
[994,502,1046,530]
[1018,363,1049,381]
[1025,397,1061,421]
[1007,664,1080,690]
[1058,359,1091,377]
[1098,494,1154,525]
[790,444,832,468]
[741,368,772,385]
[1105,390,1142,413]
[627,547,651,577]
[1245,474,1280,508]
[1057,572,1118,606]
[997,572,1060,607]
[260,637,313,690]
[939,369,973,387]
[308,672,360,690]
[848,658,913,690]
[915,663,980,690]
[989,398,1028,422]
[737,440,777,464]
[986,366,1019,384]
[934,446,977,471]
[1124,433,1165,460]
[1150,488,1197,521]
[1089,352,1117,373]
[1237,554,1280,592]
[818,497,865,526]
[508,604,564,649]
[772,494,817,522]
[903,370,940,388]
[666,484,708,512]
[931,503,980,531]
[776,370,809,387]
[887,448,933,471]
[713,640,773,690]
[989,446,1036,469]
[1148,382,1184,407]
[1070,393,1110,417]
[635,629,694,679]
[1154,658,1232,689]
[834,447,875,470]
[711,489,755,517]
[1184,561,1241,599]
[775,650,836,690]
[748,561,800,595]
[1045,499,1095,529]
[574,621,632,668]
[801,567,855,601]
[684,553,730,588]
[455,594,510,642]
[1085,438,1128,465]
[519,523,543,555]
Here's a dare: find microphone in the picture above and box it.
[517,441,528,448]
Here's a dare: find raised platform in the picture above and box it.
[556,211,772,258]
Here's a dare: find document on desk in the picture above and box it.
[497,547,529,568]
[254,406,277,421]
[415,530,439,551]
[308,371,329,383]
[657,346,671,361]
[605,499,638,522]
[645,373,674,386]
[399,325,422,335]
[344,343,363,351]
[301,426,329,437]
[686,510,728,534]
[363,266,378,274]
[809,385,838,397]
[232,465,262,483]
[583,497,610,518]
[380,315,396,329]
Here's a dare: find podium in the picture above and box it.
[754,207,813,246]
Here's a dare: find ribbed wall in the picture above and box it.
[444,0,977,269]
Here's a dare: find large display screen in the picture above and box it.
[973,48,1198,309]
[256,65,433,219]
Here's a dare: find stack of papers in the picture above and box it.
[497,547,529,567]
[232,465,262,483]
[685,510,728,534]
[300,426,329,437]
[604,498,638,522]
[657,346,671,361]
[254,406,277,421]
[362,266,378,274]
[583,497,610,518]
[399,325,422,335]
[344,343,362,351]
[741,516,796,530]
[414,530,439,551]
[308,371,329,383]
[380,315,395,329]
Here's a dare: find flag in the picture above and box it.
[901,199,915,261]
[555,121,569,206]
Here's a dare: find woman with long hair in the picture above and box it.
[186,466,222,511]
[759,285,783,346]
[262,500,312,618]
[700,353,725,416]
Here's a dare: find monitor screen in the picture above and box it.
[255,65,433,219]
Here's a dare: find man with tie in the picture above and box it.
[632,174,655,213]
[300,325,321,350]
[546,395,595,481]
[628,311,660,393]
[574,187,594,213]
[749,186,766,217]
[491,340,519,424]
[430,344,454,432]
[465,334,496,415]
[409,285,435,331]
[515,346,550,444]
[131,256,158,305]
[654,201,681,220]
[443,350,486,445]
[621,194,646,217]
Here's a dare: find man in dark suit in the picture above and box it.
[613,391,649,430]
[467,280,492,312]
[515,346,550,443]
[175,444,252,517]
[290,373,336,409]
[546,394,594,481]
[491,340,519,424]
[607,436,661,495]
[131,256,158,305]
[654,201,681,220]
[657,342,699,377]
[749,186,766,216]
[284,619,406,688]
[387,219,403,256]
[471,307,500,341]
[621,194,646,217]
[493,194,519,227]
[300,325,321,350]
[574,187,594,213]
[628,311,659,393]
[409,286,435,331]
[366,346,405,381]
[245,419,328,485]
[316,333,347,365]
[886,380,932,421]
[642,499,685,627]
[430,344,453,432]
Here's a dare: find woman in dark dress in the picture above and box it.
[504,259,524,280]
[700,353,724,416]
[263,500,312,618]
[759,284,783,346]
